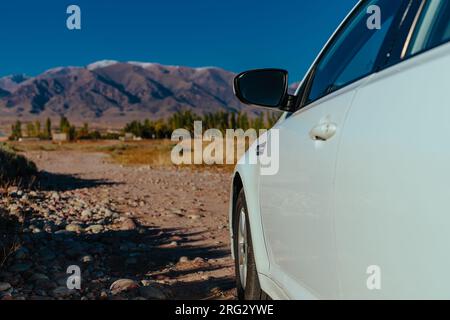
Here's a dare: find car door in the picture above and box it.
[259,0,408,299]
[334,0,450,299]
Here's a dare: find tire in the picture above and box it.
[233,189,268,300]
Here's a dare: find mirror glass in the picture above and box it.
[235,69,287,108]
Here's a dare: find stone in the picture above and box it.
[14,247,29,260]
[167,241,178,247]
[193,257,205,264]
[81,255,94,263]
[0,282,11,292]
[103,209,113,218]
[35,279,57,291]
[140,280,153,286]
[125,257,138,265]
[119,218,136,231]
[29,273,49,282]
[0,293,13,300]
[85,224,104,234]
[81,210,92,218]
[38,248,56,261]
[65,224,83,233]
[54,230,72,236]
[178,256,189,263]
[9,262,32,273]
[110,279,139,295]
[51,192,60,200]
[52,287,73,298]
[100,290,108,300]
[138,285,167,300]
[32,289,48,297]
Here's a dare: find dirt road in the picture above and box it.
[0,150,236,300]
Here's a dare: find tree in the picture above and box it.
[230,112,237,129]
[26,122,36,137]
[35,120,41,136]
[89,130,101,140]
[45,118,52,139]
[60,116,70,133]
[77,122,90,139]
[121,110,279,140]
[68,125,76,141]
[10,120,22,140]
[251,113,265,131]
[266,112,281,128]
[238,113,249,130]
[58,116,76,141]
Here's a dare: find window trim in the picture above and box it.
[400,0,450,62]
[295,0,420,111]
[400,0,427,58]
[377,0,425,69]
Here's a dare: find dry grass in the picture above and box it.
[7,140,239,171]
[0,143,37,188]
[95,140,175,166]
[0,194,24,270]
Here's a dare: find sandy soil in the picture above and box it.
[1,149,236,300]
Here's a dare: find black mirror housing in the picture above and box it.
[234,69,291,110]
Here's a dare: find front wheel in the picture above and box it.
[233,189,269,300]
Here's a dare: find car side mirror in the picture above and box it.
[234,69,293,110]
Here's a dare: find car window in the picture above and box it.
[408,0,450,56]
[305,0,405,104]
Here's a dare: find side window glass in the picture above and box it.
[306,0,404,104]
[408,0,450,56]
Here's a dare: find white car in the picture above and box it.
[230,0,450,299]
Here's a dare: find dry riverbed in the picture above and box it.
[0,147,235,300]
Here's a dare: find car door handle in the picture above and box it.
[309,122,337,141]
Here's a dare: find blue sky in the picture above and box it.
[0,0,358,82]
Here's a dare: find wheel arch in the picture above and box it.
[230,165,270,276]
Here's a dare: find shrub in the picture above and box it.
[0,143,37,186]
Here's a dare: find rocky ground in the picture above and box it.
[0,150,235,300]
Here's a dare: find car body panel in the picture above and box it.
[334,42,450,299]
[229,0,365,300]
[258,82,360,299]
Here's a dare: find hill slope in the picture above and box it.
[0,61,260,128]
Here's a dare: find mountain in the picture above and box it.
[0,61,263,128]
[288,82,300,94]
[0,88,9,98]
[0,74,30,92]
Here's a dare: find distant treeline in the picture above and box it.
[10,118,53,141]
[9,117,119,141]
[124,110,281,139]
[8,110,281,141]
